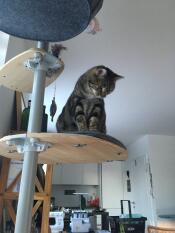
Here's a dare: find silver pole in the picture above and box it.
[14,41,48,233]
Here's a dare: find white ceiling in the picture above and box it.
[43,0,175,146]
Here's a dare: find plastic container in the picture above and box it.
[109,200,147,233]
[115,216,147,233]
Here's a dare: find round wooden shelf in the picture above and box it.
[0,48,64,93]
[0,132,128,164]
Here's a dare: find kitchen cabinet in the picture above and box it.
[52,163,98,185]
[52,164,62,184]
[61,164,83,185]
[82,163,98,185]
[101,161,123,216]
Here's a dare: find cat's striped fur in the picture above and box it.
[56,65,123,133]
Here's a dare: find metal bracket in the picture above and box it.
[24,51,62,77]
[24,52,43,70]
[6,137,52,154]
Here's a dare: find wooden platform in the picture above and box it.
[0,132,128,164]
[0,48,64,93]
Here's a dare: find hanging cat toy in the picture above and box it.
[50,44,66,122]
[86,17,102,35]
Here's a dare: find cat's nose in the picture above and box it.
[101,91,106,97]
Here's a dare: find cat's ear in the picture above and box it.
[114,73,124,81]
[105,67,124,81]
[95,68,107,76]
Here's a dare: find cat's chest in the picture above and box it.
[79,98,103,116]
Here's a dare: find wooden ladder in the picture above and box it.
[0,157,53,233]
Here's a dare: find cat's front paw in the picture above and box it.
[76,114,88,131]
[89,116,99,131]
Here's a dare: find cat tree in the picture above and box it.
[0,1,127,232]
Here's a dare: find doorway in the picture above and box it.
[123,155,156,224]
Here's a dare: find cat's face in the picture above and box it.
[87,66,123,98]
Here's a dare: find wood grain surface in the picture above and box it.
[0,48,64,93]
[0,133,128,164]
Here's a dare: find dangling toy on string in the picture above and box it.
[49,44,67,122]
[50,81,57,122]
[86,17,102,35]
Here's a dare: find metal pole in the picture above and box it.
[14,41,48,233]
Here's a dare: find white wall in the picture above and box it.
[5,36,36,62]
[123,136,156,224]
[0,32,13,137]
[1,1,175,145]
[0,36,36,137]
[42,0,175,146]
[0,86,14,137]
[124,135,175,225]
[0,32,9,66]
[127,135,150,159]
[123,135,151,210]
[148,135,175,216]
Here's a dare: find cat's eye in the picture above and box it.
[89,81,98,89]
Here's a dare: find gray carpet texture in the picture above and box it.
[0,0,103,42]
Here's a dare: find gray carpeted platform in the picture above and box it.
[0,0,103,42]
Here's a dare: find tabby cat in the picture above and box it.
[56,65,123,133]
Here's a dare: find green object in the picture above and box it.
[41,105,48,132]
[120,224,125,233]
[20,100,31,131]
[21,101,48,132]
[80,195,86,210]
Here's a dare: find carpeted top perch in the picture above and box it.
[0,0,103,42]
